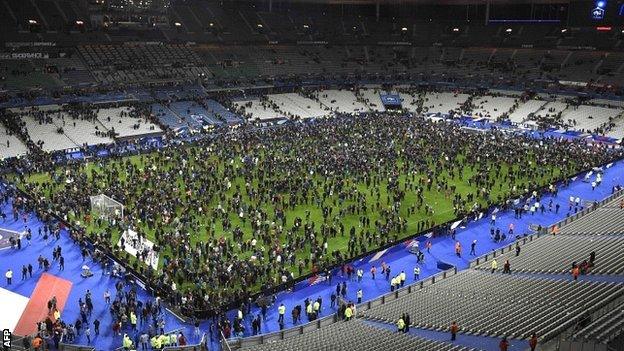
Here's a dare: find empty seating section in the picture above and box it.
[398,93,421,113]
[78,44,211,85]
[357,88,385,112]
[19,110,80,152]
[267,93,329,119]
[606,120,624,140]
[561,105,622,134]
[598,53,624,75]
[461,48,492,66]
[150,104,188,131]
[232,100,284,121]
[313,90,368,114]
[471,96,517,120]
[361,270,624,340]
[239,319,475,351]
[572,304,624,344]
[508,100,546,124]
[0,124,29,159]
[422,92,469,115]
[534,101,568,120]
[542,50,569,69]
[559,208,624,235]
[561,51,601,81]
[203,100,242,124]
[169,101,219,128]
[50,112,112,146]
[95,107,162,138]
[474,235,624,275]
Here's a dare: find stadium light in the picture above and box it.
[303,24,309,29]
[174,22,181,27]
[257,24,263,28]
[401,27,408,32]
[76,20,84,26]
[561,28,567,33]
[452,27,460,32]
[505,28,513,33]
[28,19,38,25]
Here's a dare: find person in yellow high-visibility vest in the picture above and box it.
[344,305,353,321]
[491,259,498,273]
[122,334,133,350]
[130,312,137,330]
[397,317,405,332]
[150,335,158,350]
[158,333,169,348]
[306,302,313,318]
[278,303,286,324]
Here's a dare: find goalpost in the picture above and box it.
[90,194,124,220]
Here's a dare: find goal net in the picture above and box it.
[90,194,124,220]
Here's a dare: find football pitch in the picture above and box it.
[12,116,605,297]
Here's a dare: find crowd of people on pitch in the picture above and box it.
[9,111,623,326]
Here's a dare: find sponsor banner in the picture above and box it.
[557,45,596,51]
[377,41,411,46]
[5,42,56,48]
[559,80,589,87]
[296,41,328,45]
[0,52,50,60]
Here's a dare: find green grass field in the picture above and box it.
[14,142,566,291]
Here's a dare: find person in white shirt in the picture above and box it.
[5,269,12,285]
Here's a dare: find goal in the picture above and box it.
[90,194,124,220]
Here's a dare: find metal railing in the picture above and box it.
[225,266,458,350]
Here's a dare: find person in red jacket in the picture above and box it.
[178,333,187,346]
[529,333,538,351]
[499,337,510,351]
[450,321,459,341]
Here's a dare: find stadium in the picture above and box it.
[0,0,624,350]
